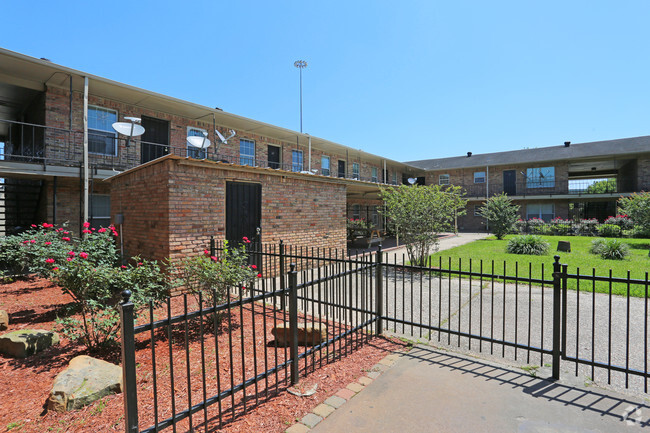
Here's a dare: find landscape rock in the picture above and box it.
[47,355,122,412]
[557,240,571,252]
[0,310,8,331]
[272,322,328,346]
[0,329,59,357]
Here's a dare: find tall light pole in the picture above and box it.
[294,60,307,133]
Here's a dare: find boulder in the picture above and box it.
[0,329,59,357]
[47,355,122,412]
[0,310,8,331]
[272,322,328,346]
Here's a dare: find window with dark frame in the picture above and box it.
[88,106,118,156]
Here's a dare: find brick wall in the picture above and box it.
[110,157,347,265]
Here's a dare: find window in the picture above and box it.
[392,172,398,185]
[292,150,303,172]
[474,171,486,184]
[321,156,330,176]
[90,194,111,229]
[352,204,360,219]
[439,174,450,185]
[352,162,360,180]
[88,106,117,156]
[239,139,255,166]
[187,126,208,159]
[371,167,378,182]
[526,167,555,188]
[526,203,555,221]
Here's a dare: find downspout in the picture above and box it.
[308,134,311,171]
[383,159,387,183]
[69,75,73,130]
[212,113,217,158]
[83,76,89,228]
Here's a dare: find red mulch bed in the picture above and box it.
[0,277,406,432]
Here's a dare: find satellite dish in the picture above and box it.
[112,122,145,137]
[215,129,236,144]
[407,178,417,185]
[187,131,212,149]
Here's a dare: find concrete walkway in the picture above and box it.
[310,345,650,433]
[383,232,490,264]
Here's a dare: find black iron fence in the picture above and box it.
[120,243,650,432]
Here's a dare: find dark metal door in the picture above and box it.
[338,160,346,178]
[226,182,262,269]
[268,145,280,169]
[140,116,170,164]
[503,170,516,195]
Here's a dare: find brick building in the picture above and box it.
[406,139,650,231]
[0,47,422,256]
[1,47,649,258]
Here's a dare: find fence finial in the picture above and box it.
[290,263,296,272]
[554,255,560,264]
[121,289,132,304]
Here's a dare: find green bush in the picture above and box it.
[506,235,550,255]
[477,193,520,240]
[596,224,621,238]
[169,241,259,321]
[631,225,650,239]
[590,238,629,260]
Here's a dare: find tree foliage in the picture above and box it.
[478,193,520,240]
[585,179,617,194]
[380,184,467,266]
[619,192,650,231]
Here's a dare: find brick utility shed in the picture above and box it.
[106,154,348,264]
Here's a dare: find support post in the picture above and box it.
[552,255,562,380]
[375,245,384,335]
[561,263,568,359]
[120,290,139,433]
[288,263,299,385]
[210,235,216,257]
[279,240,286,309]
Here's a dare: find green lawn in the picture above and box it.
[427,235,650,296]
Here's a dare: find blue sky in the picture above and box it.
[3,1,650,161]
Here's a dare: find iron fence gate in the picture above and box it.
[120,242,650,432]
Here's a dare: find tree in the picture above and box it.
[619,192,650,231]
[380,184,467,266]
[478,193,520,240]
[585,179,617,194]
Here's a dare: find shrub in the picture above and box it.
[573,218,599,236]
[506,235,550,255]
[513,219,527,234]
[596,224,621,238]
[550,217,572,235]
[347,218,372,230]
[619,192,650,232]
[478,193,520,240]
[526,218,547,235]
[590,238,629,260]
[169,241,259,322]
[631,225,650,239]
[603,215,633,230]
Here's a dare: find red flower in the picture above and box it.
[204,249,210,255]
[66,257,73,262]
[137,262,143,267]
[211,256,218,261]
[22,240,28,244]
[31,224,37,228]
[79,252,88,259]
[242,236,249,241]
[42,223,53,228]
[112,231,119,237]
[82,229,92,234]
[257,273,262,278]
[45,258,55,264]
[68,251,75,257]
[98,228,107,233]
[251,265,257,269]
[44,241,52,245]
[83,222,91,228]
[63,231,70,235]
[121,265,127,269]
[62,237,71,242]
[53,267,59,271]
[29,240,35,244]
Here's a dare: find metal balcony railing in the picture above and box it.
[0,118,408,184]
